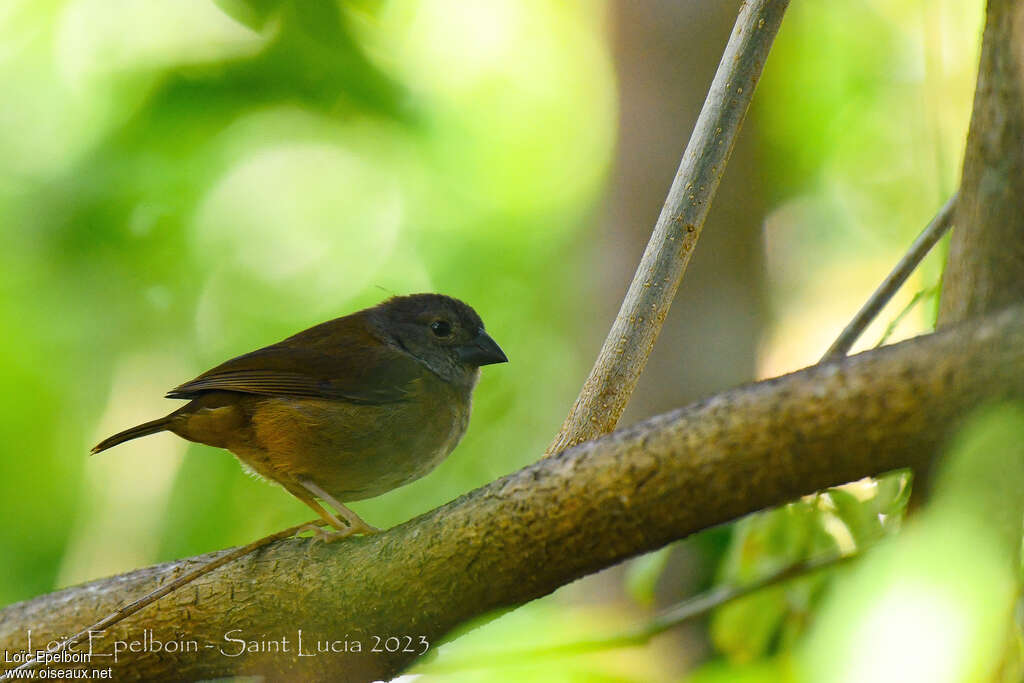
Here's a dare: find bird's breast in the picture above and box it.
[244,378,473,502]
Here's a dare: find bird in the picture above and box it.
[92,293,507,541]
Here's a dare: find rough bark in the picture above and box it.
[546,0,788,455]
[939,0,1024,324]
[3,305,1024,682]
[605,0,767,427]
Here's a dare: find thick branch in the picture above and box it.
[4,305,1024,682]
[546,0,789,455]
[938,0,1024,324]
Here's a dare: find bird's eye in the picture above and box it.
[430,320,452,337]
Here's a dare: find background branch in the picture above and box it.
[938,0,1024,324]
[545,0,790,455]
[911,0,1024,498]
[822,194,956,361]
[3,305,1024,682]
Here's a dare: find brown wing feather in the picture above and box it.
[166,314,423,404]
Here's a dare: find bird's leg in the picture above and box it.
[281,481,356,544]
[292,477,381,543]
[297,477,381,535]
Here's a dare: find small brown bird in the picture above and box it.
[92,293,507,541]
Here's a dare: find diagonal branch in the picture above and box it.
[3,304,1024,682]
[546,0,790,456]
[822,194,957,361]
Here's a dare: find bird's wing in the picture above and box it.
[166,320,423,404]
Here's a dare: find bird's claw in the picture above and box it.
[295,522,381,553]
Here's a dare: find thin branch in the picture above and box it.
[876,286,938,348]
[822,194,957,361]
[418,551,858,673]
[545,0,791,456]
[3,305,1023,682]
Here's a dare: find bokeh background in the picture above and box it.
[2,0,1010,680]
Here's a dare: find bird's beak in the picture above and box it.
[458,330,508,366]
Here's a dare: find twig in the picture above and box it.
[545,0,791,456]
[418,551,857,673]
[876,286,939,348]
[821,194,957,361]
[0,519,324,681]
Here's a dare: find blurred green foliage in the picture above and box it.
[709,478,910,666]
[0,0,1011,681]
[0,0,614,604]
[695,1,989,678]
[756,0,981,368]
[800,405,1024,683]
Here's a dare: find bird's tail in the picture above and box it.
[91,415,174,454]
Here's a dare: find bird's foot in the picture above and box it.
[295,521,381,550]
[344,519,382,536]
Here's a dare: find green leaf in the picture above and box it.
[624,546,672,607]
[872,470,912,532]
[719,503,817,584]
[711,587,789,662]
[687,656,790,683]
[214,0,284,31]
[825,488,879,549]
